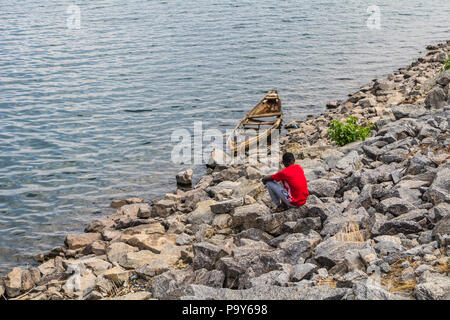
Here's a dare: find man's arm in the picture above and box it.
[262,175,274,185]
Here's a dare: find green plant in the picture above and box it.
[327,116,374,146]
[442,56,450,71]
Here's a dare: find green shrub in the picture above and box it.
[327,116,374,146]
[442,56,450,71]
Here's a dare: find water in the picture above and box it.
[0,0,449,275]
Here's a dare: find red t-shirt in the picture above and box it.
[271,164,309,206]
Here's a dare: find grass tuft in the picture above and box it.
[335,221,366,243]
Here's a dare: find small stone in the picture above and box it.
[102,266,130,285]
[401,267,415,282]
[176,169,193,186]
[5,267,23,298]
[290,263,317,282]
[64,233,102,250]
[175,233,194,246]
[210,198,243,214]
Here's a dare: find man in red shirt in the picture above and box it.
[262,152,309,212]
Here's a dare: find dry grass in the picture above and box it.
[402,144,428,160]
[335,221,366,243]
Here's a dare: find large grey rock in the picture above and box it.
[424,166,450,205]
[336,151,362,175]
[175,284,350,300]
[406,153,436,175]
[235,228,274,244]
[313,237,368,269]
[4,267,23,298]
[290,263,318,281]
[210,198,243,214]
[245,270,290,288]
[106,242,138,266]
[65,233,102,250]
[321,208,369,237]
[150,269,193,299]
[135,259,169,279]
[182,188,210,211]
[187,199,216,225]
[432,215,450,239]
[377,197,416,216]
[352,281,400,300]
[414,273,450,300]
[192,242,222,270]
[176,168,193,186]
[278,231,322,264]
[425,87,447,109]
[308,179,338,198]
[376,220,422,235]
[152,199,177,217]
[436,70,450,86]
[232,203,271,230]
[216,240,283,288]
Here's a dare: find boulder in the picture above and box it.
[65,233,102,250]
[415,273,450,300]
[136,260,169,279]
[336,151,362,175]
[232,203,271,230]
[308,179,338,198]
[85,218,115,233]
[425,87,447,109]
[424,166,450,205]
[192,242,222,270]
[245,270,290,288]
[376,220,423,235]
[176,169,193,186]
[82,240,107,255]
[377,198,415,216]
[106,242,138,266]
[278,231,322,264]
[102,266,130,285]
[63,268,97,298]
[187,199,216,226]
[313,237,368,269]
[352,281,400,300]
[210,198,243,214]
[175,284,350,300]
[110,291,151,300]
[432,215,450,239]
[175,233,194,246]
[207,149,229,168]
[121,250,159,269]
[4,267,23,298]
[125,233,177,253]
[152,199,177,217]
[117,203,151,217]
[290,263,318,281]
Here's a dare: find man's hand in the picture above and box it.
[261,175,274,185]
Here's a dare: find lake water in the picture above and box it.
[0,0,449,274]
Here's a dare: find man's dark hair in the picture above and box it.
[282,152,295,164]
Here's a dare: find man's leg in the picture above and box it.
[267,181,296,209]
[266,181,282,207]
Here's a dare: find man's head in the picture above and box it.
[282,152,295,167]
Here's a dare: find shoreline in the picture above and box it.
[1,41,449,300]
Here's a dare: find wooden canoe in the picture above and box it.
[227,90,282,153]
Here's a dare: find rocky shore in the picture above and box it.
[1,41,449,300]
